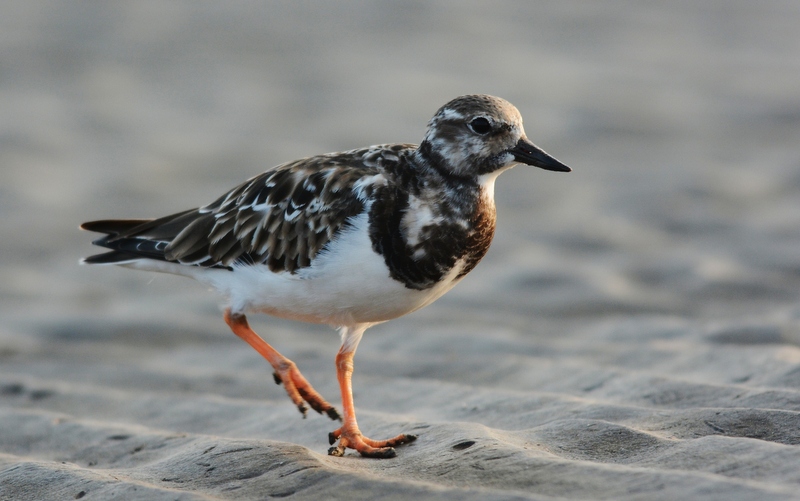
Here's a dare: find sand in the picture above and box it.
[2,1,800,499]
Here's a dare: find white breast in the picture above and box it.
[175,212,463,327]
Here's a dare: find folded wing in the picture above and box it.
[81,149,396,273]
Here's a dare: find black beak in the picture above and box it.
[510,138,571,172]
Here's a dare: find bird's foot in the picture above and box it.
[327,426,417,458]
[271,362,341,421]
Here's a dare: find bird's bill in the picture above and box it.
[510,138,571,172]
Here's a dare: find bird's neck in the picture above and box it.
[413,140,476,186]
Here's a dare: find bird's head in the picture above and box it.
[419,94,570,179]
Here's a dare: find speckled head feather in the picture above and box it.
[418,94,569,178]
[418,95,525,177]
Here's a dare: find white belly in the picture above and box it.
[130,212,463,327]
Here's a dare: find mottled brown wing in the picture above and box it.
[163,146,408,273]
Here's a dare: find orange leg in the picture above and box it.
[327,347,416,458]
[224,309,340,421]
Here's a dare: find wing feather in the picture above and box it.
[82,144,413,273]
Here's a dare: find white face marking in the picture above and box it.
[429,134,466,167]
[421,96,529,177]
[438,108,465,121]
[497,151,516,168]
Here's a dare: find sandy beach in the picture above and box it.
[2,1,800,499]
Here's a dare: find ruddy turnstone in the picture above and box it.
[81,94,570,458]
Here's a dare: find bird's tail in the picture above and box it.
[80,219,156,265]
[79,210,196,265]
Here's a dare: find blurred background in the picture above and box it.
[3,1,799,336]
[2,2,800,498]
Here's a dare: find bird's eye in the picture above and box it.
[468,117,492,135]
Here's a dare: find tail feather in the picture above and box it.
[79,219,152,236]
[80,250,142,265]
[80,209,230,269]
[80,213,189,265]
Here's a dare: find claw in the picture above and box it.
[360,447,396,459]
[327,428,416,459]
[273,372,282,385]
[326,408,342,421]
[401,434,418,444]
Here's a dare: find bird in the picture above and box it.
[80,94,571,458]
